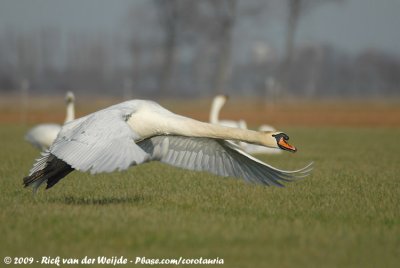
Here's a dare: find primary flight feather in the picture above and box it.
[23,99,312,192]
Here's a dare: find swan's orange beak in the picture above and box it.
[278,137,297,153]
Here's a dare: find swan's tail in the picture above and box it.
[23,150,74,193]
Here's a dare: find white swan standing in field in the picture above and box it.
[209,95,247,129]
[25,92,75,150]
[23,99,312,192]
[209,95,281,154]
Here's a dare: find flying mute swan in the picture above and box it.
[25,92,75,150]
[23,99,312,192]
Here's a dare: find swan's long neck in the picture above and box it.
[209,97,225,124]
[130,107,276,148]
[174,117,267,145]
[64,101,75,123]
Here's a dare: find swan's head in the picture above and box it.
[264,132,297,152]
[65,91,75,104]
[213,95,228,107]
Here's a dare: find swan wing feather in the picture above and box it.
[50,109,149,174]
[138,136,312,186]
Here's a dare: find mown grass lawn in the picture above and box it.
[0,125,399,267]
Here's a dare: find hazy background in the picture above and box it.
[1,0,399,99]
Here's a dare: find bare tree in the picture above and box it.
[153,0,180,95]
[280,0,344,95]
[153,0,239,95]
[211,0,237,94]
[203,0,266,95]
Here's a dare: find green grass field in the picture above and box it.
[1,125,399,267]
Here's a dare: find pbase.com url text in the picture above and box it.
[135,256,224,265]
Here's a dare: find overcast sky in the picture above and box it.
[0,0,399,56]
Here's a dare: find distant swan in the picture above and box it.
[209,95,280,154]
[25,92,75,150]
[209,95,247,129]
[23,99,312,192]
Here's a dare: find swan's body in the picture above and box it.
[25,92,75,150]
[24,99,312,192]
[258,124,276,132]
[25,124,62,151]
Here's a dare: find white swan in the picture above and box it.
[209,95,249,150]
[209,95,281,154]
[23,99,312,192]
[25,92,75,150]
[209,95,247,129]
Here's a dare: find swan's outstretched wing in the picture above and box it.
[138,136,313,187]
[51,109,149,173]
[24,109,149,191]
[23,150,74,192]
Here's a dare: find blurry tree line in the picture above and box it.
[0,0,399,98]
